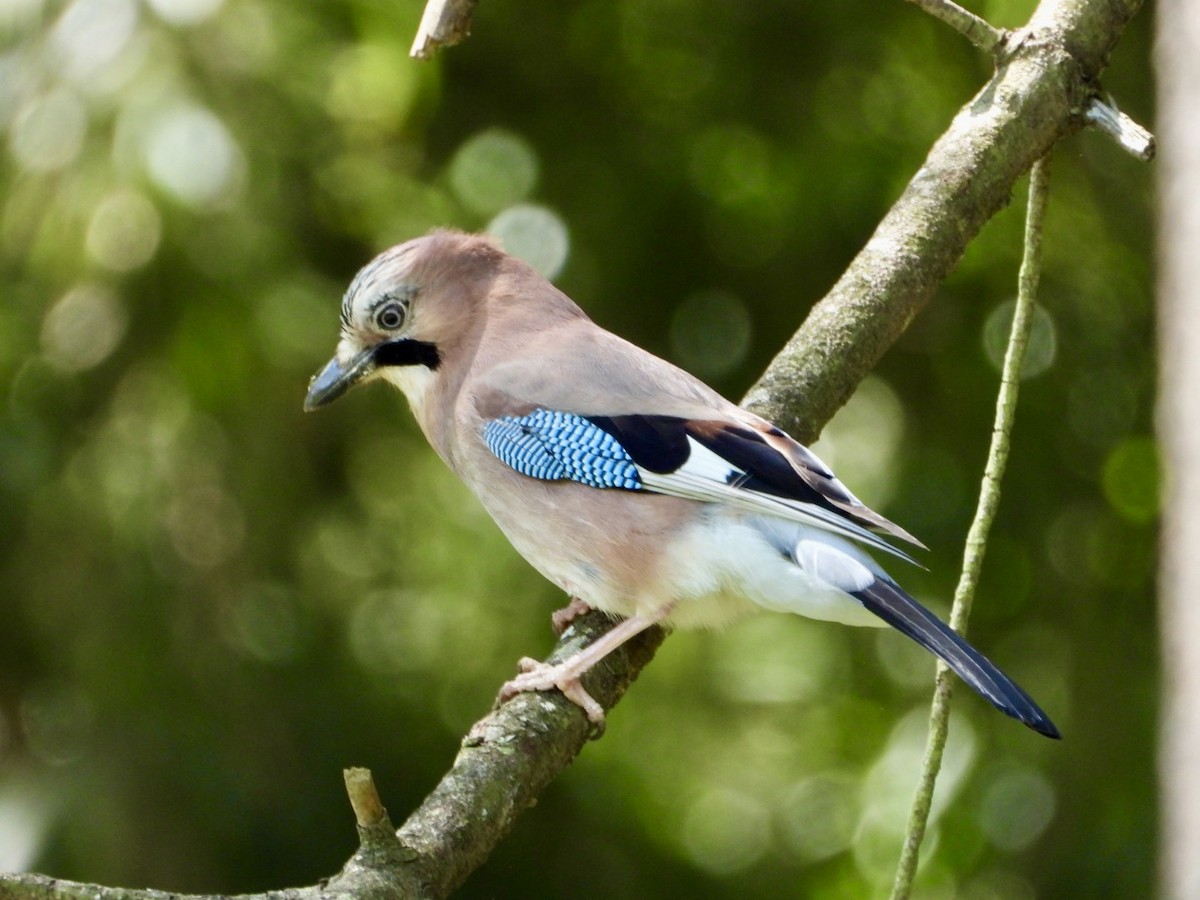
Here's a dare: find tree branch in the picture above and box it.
[0,0,1146,898]
[1086,95,1156,160]
[904,0,1007,54]
[410,0,478,59]
[742,0,1143,444]
[391,616,664,896]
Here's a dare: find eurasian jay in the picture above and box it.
[305,229,1060,739]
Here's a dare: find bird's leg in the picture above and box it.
[498,603,674,723]
[550,596,593,635]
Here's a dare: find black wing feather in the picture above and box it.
[588,414,921,558]
[589,414,846,504]
[686,420,841,506]
[586,414,692,474]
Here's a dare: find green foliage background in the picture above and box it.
[0,1,1155,897]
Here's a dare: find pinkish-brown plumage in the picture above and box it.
[304,230,1060,738]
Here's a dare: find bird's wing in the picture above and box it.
[475,319,740,420]
[474,318,921,558]
[479,406,918,564]
[687,415,924,548]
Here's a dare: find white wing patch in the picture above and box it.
[638,437,916,565]
[673,437,742,483]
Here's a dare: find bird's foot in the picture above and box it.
[498,656,605,724]
[551,597,593,635]
[496,607,673,726]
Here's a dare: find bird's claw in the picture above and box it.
[551,597,593,635]
[498,657,606,724]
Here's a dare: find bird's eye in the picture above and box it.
[375,302,406,331]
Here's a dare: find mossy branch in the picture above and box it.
[741,0,1145,443]
[0,0,1146,898]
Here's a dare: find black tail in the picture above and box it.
[852,578,1061,739]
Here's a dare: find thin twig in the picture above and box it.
[889,155,1053,900]
[1086,96,1156,161]
[903,0,1006,53]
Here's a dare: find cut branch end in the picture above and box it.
[411,0,478,59]
[1086,96,1156,161]
[344,767,388,829]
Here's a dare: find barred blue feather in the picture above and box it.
[483,410,643,491]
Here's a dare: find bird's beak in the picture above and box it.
[303,345,377,411]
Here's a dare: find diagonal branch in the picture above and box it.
[0,1,1146,899]
[741,0,1143,444]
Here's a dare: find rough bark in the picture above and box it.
[0,0,1146,897]
[742,0,1143,443]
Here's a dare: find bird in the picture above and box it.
[304,229,1060,739]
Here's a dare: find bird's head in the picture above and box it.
[303,230,502,412]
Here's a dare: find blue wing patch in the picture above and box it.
[483,409,643,491]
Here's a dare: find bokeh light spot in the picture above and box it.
[713,617,847,704]
[983,300,1057,379]
[348,589,455,676]
[861,708,976,832]
[326,43,419,132]
[164,483,245,568]
[689,124,771,208]
[449,128,540,217]
[256,279,343,369]
[9,88,87,172]
[50,0,138,83]
[855,807,940,885]
[959,869,1037,900]
[681,787,771,875]
[669,289,752,380]
[487,204,570,279]
[1067,365,1140,449]
[1045,503,1106,587]
[145,103,243,207]
[854,709,973,884]
[86,187,162,271]
[19,683,94,766]
[145,0,224,27]
[978,766,1057,851]
[779,771,860,861]
[312,514,385,581]
[0,782,55,872]
[1101,436,1159,524]
[41,284,128,372]
[812,375,906,510]
[875,621,937,689]
[224,583,303,663]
